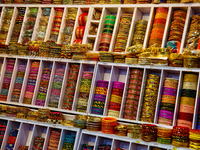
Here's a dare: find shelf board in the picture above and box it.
[87,35,97,40]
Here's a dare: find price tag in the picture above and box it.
[136,141,140,144]
[173,147,177,150]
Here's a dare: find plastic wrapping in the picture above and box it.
[86,51,99,61]
[183,49,200,68]
[93,9,101,20]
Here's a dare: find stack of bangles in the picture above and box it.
[73,115,88,129]
[6,129,18,150]
[157,127,173,144]
[37,108,50,122]
[127,124,142,139]
[48,129,61,150]
[177,73,198,129]
[27,110,38,121]
[149,7,168,48]
[172,126,189,147]
[16,107,30,119]
[23,61,40,104]
[86,116,102,131]
[36,67,51,106]
[0,120,7,148]
[77,71,93,112]
[47,112,63,124]
[28,41,40,56]
[11,64,26,102]
[6,106,17,117]
[124,69,143,120]
[114,125,127,136]
[0,58,15,101]
[114,13,132,52]
[50,8,64,42]
[99,15,116,51]
[142,124,157,142]
[62,64,80,110]
[189,129,200,149]
[108,81,125,118]
[141,74,160,123]
[101,117,117,134]
[92,80,109,115]
[33,136,45,150]
[48,68,65,108]
[158,77,178,126]
[62,135,76,150]
[74,13,87,43]
[18,145,29,150]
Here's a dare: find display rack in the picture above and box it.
[0,115,81,150]
[0,55,200,130]
[0,4,198,52]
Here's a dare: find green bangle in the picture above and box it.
[106,15,116,20]
[105,20,115,25]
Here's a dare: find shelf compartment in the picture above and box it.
[112,139,130,150]
[78,133,97,150]
[8,58,28,103]
[129,143,148,150]
[88,64,112,115]
[29,125,48,150]
[95,136,113,150]
[137,68,162,122]
[46,61,67,108]
[154,69,180,125]
[1,120,21,150]
[111,7,135,52]
[104,65,128,117]
[14,123,34,150]
[32,60,54,106]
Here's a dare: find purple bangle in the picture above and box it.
[94,94,107,99]
[163,87,177,92]
[160,110,174,115]
[94,97,106,102]
[162,91,177,96]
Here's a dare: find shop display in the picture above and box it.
[108,81,125,118]
[124,69,143,120]
[48,68,65,108]
[10,8,26,43]
[16,107,29,119]
[99,15,116,51]
[28,41,40,56]
[132,20,148,46]
[23,61,40,104]
[114,13,132,52]
[49,42,62,58]
[113,53,126,63]
[0,59,15,101]
[157,127,172,144]
[22,8,38,46]
[6,106,17,117]
[77,71,93,113]
[61,45,72,59]
[172,126,189,147]
[91,80,109,115]
[6,129,18,150]
[141,74,160,123]
[62,64,80,110]
[36,67,51,106]
[114,124,127,136]
[168,52,183,67]
[48,129,61,149]
[158,77,178,126]
[168,10,186,43]
[47,112,63,124]
[0,120,7,148]
[50,8,64,42]
[36,8,51,41]
[38,41,50,57]
[61,8,78,45]
[99,51,114,62]
[127,124,142,139]
[62,135,76,150]
[177,73,198,129]
[32,137,45,150]
[149,7,168,48]
[0,7,14,45]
